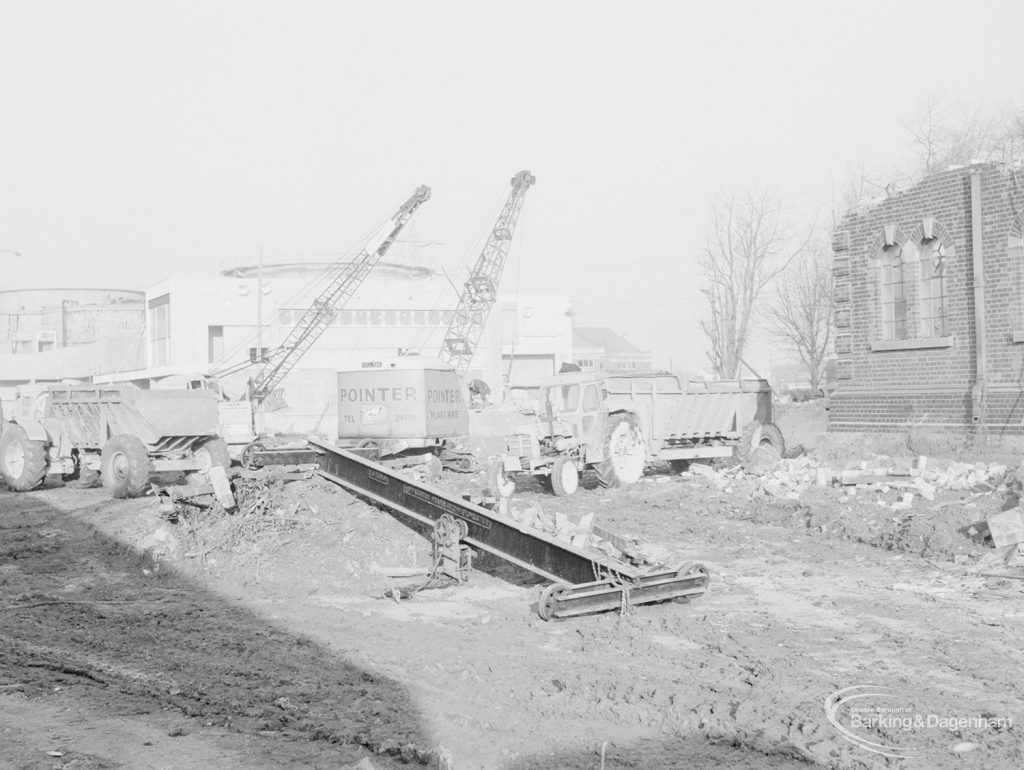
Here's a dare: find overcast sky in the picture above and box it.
[1,0,1022,372]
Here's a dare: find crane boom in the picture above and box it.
[249,185,431,401]
[440,170,535,376]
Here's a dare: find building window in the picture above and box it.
[149,294,170,366]
[918,239,949,337]
[208,326,224,364]
[575,359,594,370]
[616,361,638,372]
[879,245,908,340]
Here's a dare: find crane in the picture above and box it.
[241,185,431,402]
[439,170,535,377]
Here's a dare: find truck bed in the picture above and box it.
[604,374,772,441]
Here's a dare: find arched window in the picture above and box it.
[1012,225,1024,334]
[918,239,949,337]
[880,244,908,340]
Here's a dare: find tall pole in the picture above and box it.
[256,246,263,362]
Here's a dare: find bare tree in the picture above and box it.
[904,97,1024,176]
[765,241,834,392]
[828,159,896,226]
[699,190,810,379]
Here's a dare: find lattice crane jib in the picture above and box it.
[440,170,535,374]
[249,185,431,401]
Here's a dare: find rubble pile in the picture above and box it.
[154,471,437,593]
[167,472,316,578]
[504,502,650,566]
[677,454,1014,510]
[667,454,1024,560]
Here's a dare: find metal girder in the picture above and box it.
[309,439,711,618]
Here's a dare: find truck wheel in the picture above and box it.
[241,442,266,470]
[101,435,151,498]
[193,438,231,474]
[0,424,48,492]
[550,456,579,497]
[488,461,515,499]
[736,421,785,466]
[595,414,645,488]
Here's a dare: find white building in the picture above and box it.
[91,259,572,435]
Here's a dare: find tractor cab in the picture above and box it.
[538,373,606,445]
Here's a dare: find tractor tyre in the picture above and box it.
[0,424,48,492]
[193,438,231,474]
[594,413,646,489]
[488,461,516,499]
[550,455,579,497]
[736,421,785,466]
[101,434,151,499]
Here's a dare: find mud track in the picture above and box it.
[0,489,434,769]
[2,456,1024,769]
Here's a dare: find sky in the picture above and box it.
[1,0,1022,373]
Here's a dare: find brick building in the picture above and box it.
[829,162,1024,434]
[572,327,653,373]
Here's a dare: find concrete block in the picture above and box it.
[912,477,936,501]
[208,466,235,510]
[987,508,1024,548]
[690,462,718,478]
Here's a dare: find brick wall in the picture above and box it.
[829,163,1024,434]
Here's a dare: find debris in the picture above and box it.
[986,508,1024,549]
[208,466,236,510]
[912,477,936,501]
[689,463,718,479]
[427,745,454,770]
[383,567,429,578]
[951,742,981,754]
[348,758,379,770]
[841,470,915,487]
[893,493,915,511]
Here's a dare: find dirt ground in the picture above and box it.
[2,404,1023,769]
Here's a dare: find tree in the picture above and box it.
[765,240,834,392]
[903,96,1024,176]
[699,190,810,379]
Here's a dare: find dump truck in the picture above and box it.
[489,370,783,497]
[0,384,229,498]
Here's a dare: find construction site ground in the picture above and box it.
[2,404,1023,769]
